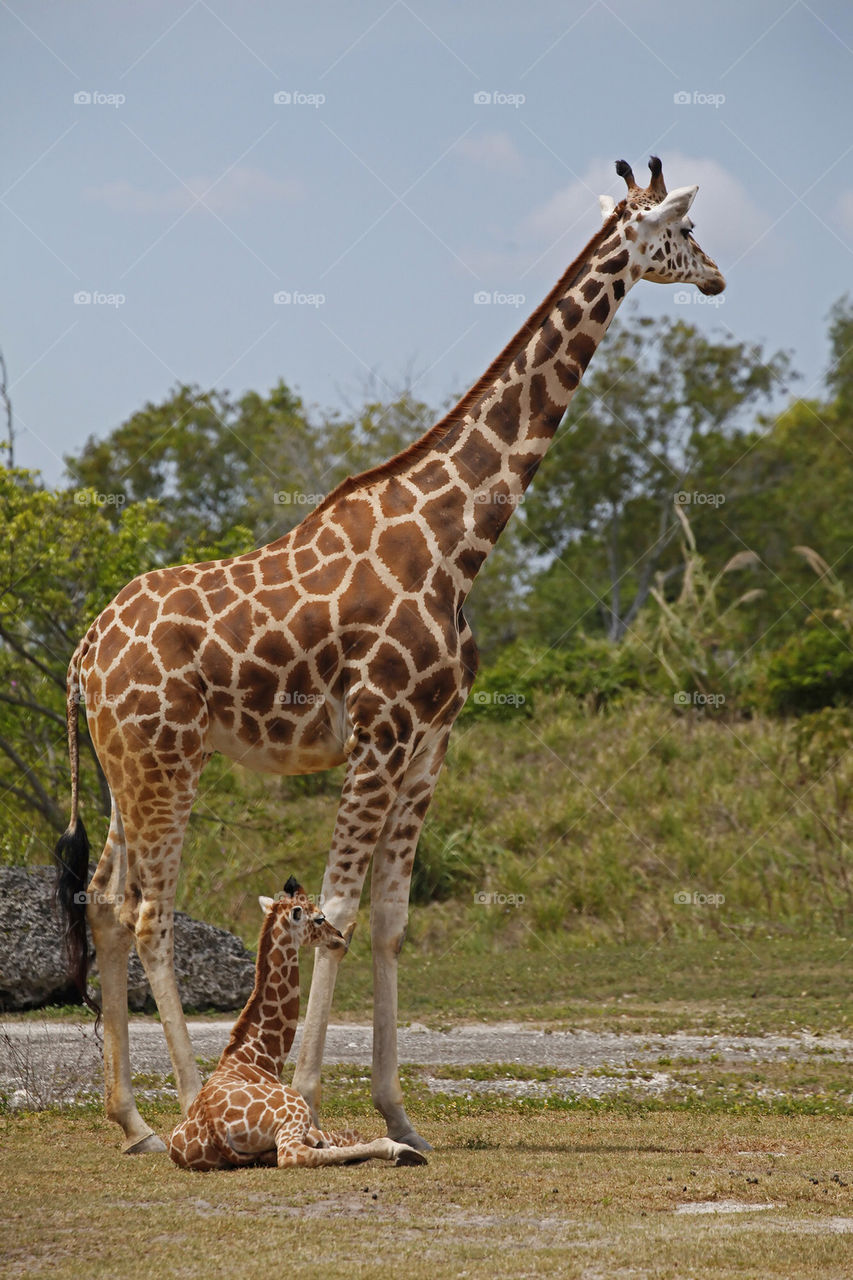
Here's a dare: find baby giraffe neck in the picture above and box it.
[220,923,301,1077]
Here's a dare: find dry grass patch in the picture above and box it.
[2,1106,851,1279]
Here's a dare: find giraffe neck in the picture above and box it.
[401,215,637,591]
[219,921,300,1077]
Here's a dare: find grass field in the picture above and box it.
[328,932,853,1036]
[5,693,852,1276]
[3,932,852,1279]
[3,1101,851,1279]
[13,933,852,1036]
[161,696,853,956]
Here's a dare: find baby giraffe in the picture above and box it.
[167,878,427,1171]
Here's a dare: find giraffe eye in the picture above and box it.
[291,905,303,922]
[681,224,695,239]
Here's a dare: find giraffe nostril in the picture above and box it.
[698,274,725,296]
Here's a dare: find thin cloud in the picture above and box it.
[455,131,526,176]
[832,189,853,238]
[84,165,306,215]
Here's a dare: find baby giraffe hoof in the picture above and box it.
[394,1144,428,1167]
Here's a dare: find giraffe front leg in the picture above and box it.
[370,734,449,1152]
[291,723,413,1124]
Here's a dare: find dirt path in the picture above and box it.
[2,1018,851,1108]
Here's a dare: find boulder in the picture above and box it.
[0,866,255,1013]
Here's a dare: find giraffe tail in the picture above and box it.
[53,643,99,1016]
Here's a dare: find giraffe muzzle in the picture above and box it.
[698,272,726,296]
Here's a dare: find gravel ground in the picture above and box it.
[2,1019,851,1109]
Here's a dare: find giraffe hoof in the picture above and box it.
[394,1130,432,1153]
[122,1132,168,1155]
[394,1146,428,1167]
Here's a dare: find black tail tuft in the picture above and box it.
[54,819,100,1017]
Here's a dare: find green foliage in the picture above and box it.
[4,299,853,951]
[66,381,434,562]
[519,312,790,645]
[67,382,324,559]
[636,502,764,709]
[761,622,853,715]
[409,825,491,905]
[0,468,168,848]
[754,547,853,716]
[462,633,655,723]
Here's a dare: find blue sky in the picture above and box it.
[4,0,852,485]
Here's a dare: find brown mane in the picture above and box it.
[311,202,626,516]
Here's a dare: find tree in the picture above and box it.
[67,382,317,560]
[66,381,437,559]
[518,313,792,643]
[706,297,853,649]
[0,468,168,854]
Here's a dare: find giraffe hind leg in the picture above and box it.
[276,1131,427,1168]
[167,1117,230,1171]
[87,802,166,1153]
[117,758,206,1117]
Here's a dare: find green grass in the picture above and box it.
[159,696,853,955]
[3,1103,851,1279]
[13,694,851,965]
[329,932,853,1036]
[14,932,852,1037]
[19,931,850,1039]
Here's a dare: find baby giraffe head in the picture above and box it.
[259,875,347,952]
[598,155,725,297]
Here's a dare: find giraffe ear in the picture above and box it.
[642,185,698,226]
[259,895,275,915]
[598,194,616,222]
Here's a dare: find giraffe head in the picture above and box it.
[598,156,725,296]
[259,877,347,952]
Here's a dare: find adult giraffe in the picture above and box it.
[55,156,725,1154]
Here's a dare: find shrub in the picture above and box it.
[761,618,853,714]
